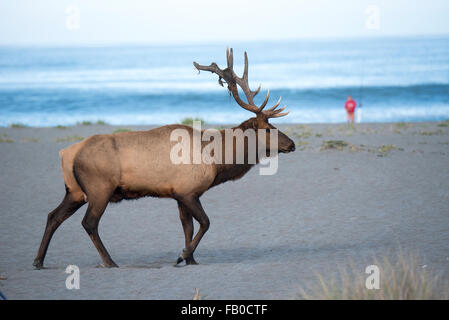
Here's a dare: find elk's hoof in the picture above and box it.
[175,256,184,266]
[33,259,43,269]
[186,256,198,265]
[105,262,119,268]
[174,249,198,266]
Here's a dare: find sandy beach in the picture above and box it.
[0,121,448,299]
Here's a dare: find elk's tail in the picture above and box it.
[59,142,88,203]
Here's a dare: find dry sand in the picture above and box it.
[0,122,448,299]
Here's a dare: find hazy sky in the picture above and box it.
[1,0,449,45]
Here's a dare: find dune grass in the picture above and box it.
[420,129,444,136]
[181,117,205,126]
[113,128,131,133]
[54,135,84,142]
[321,140,349,151]
[298,252,449,300]
[77,121,93,126]
[0,137,14,143]
[192,288,201,300]
[9,123,27,128]
[376,144,403,157]
[437,119,449,127]
[20,137,39,143]
[0,133,14,143]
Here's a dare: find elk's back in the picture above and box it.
[59,125,216,203]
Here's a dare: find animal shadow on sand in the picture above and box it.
[118,241,376,269]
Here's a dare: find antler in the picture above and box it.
[193,48,289,118]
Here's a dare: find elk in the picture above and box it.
[33,48,295,269]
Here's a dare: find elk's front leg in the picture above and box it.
[175,196,209,266]
[176,201,197,265]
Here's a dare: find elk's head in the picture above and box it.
[194,48,296,154]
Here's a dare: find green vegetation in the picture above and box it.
[54,125,68,129]
[181,117,206,126]
[376,144,403,157]
[291,125,312,139]
[294,128,312,139]
[0,135,14,143]
[9,123,27,128]
[296,140,309,151]
[420,129,443,136]
[298,252,449,300]
[395,122,409,128]
[77,121,92,126]
[321,140,349,151]
[335,124,357,136]
[21,137,39,143]
[113,128,131,133]
[0,133,14,142]
[437,119,449,127]
[96,120,107,125]
[54,135,84,142]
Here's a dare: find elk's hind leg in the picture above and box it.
[175,196,210,266]
[33,190,86,269]
[81,186,118,268]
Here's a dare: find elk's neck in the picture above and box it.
[210,121,257,187]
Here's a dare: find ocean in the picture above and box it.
[0,36,448,126]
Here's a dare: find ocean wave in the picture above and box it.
[1,104,448,127]
[0,76,448,92]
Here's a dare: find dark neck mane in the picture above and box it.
[210,119,257,188]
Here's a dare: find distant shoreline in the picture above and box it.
[1,119,449,130]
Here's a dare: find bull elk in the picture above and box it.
[33,48,295,269]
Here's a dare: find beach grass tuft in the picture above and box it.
[395,122,409,129]
[298,252,449,300]
[321,140,349,151]
[294,127,313,139]
[296,140,309,151]
[9,123,27,128]
[192,288,201,300]
[376,144,403,157]
[77,121,93,126]
[0,137,14,143]
[437,120,449,127]
[54,135,84,142]
[20,137,39,143]
[181,117,206,126]
[113,128,131,133]
[420,129,443,136]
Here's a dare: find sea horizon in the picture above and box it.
[1,35,448,127]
